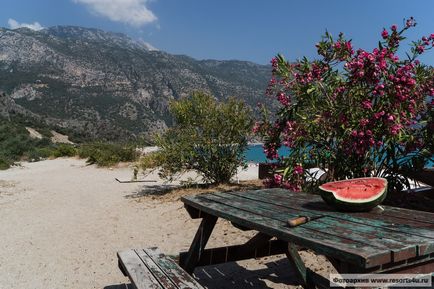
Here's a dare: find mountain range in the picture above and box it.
[0,25,271,141]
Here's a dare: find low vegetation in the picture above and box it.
[0,119,139,169]
[78,142,138,167]
[0,121,54,169]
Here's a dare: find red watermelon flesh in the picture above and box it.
[319,177,387,211]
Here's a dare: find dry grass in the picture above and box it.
[137,179,265,203]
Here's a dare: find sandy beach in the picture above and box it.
[0,158,331,289]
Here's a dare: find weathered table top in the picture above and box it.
[181,188,434,270]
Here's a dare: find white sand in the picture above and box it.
[0,158,330,289]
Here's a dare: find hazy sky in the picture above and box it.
[1,0,434,65]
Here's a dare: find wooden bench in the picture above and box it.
[117,247,204,289]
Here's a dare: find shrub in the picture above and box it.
[51,144,77,158]
[256,18,434,193]
[78,142,138,167]
[32,147,55,160]
[0,120,48,167]
[0,156,11,170]
[137,152,162,170]
[149,91,252,184]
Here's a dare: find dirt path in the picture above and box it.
[0,158,328,289]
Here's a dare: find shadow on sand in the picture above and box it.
[193,259,298,289]
[124,184,181,199]
[123,182,264,199]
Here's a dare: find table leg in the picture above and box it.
[285,243,315,289]
[180,213,218,274]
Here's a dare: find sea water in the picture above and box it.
[244,144,289,163]
[245,144,434,167]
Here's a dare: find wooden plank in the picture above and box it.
[134,249,178,289]
[205,193,422,264]
[382,257,434,274]
[354,211,434,230]
[144,248,204,289]
[229,189,434,240]
[182,194,391,268]
[381,206,434,225]
[179,212,218,274]
[117,250,163,289]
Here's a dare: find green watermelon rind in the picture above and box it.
[319,177,388,212]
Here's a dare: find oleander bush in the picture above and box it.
[256,18,434,193]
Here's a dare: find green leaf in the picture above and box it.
[283,167,290,179]
[307,87,316,94]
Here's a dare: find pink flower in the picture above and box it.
[362,100,372,110]
[374,111,385,119]
[273,174,282,184]
[381,29,389,39]
[391,24,397,31]
[277,92,290,106]
[346,41,354,54]
[264,145,279,160]
[293,165,303,175]
[407,78,416,86]
[271,57,278,68]
[252,122,261,134]
[360,119,369,126]
[351,130,358,137]
[390,124,403,135]
[406,17,415,28]
[282,181,301,192]
[416,45,425,53]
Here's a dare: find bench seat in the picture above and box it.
[117,247,204,289]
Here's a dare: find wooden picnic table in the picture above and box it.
[179,188,434,288]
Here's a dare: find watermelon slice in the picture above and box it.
[319,177,388,212]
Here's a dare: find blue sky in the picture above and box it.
[1,0,434,65]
